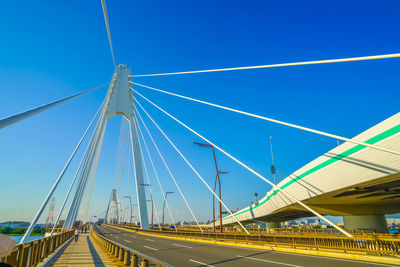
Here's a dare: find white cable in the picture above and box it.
[134,118,162,230]
[101,0,116,66]
[125,122,132,221]
[81,99,112,224]
[81,125,106,223]
[134,105,203,232]
[65,81,115,228]
[51,101,104,235]
[71,117,107,226]
[134,100,249,234]
[131,82,400,157]
[114,120,125,190]
[122,120,131,222]
[0,83,107,130]
[130,53,400,77]
[19,98,106,243]
[133,92,353,237]
[136,114,178,230]
[66,100,109,228]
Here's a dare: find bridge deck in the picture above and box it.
[48,233,119,266]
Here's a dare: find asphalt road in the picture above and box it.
[94,225,395,267]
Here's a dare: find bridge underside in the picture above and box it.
[237,172,400,224]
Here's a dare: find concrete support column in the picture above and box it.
[343,214,388,233]
[114,247,119,257]
[124,250,130,266]
[119,248,124,261]
[141,259,149,267]
[131,254,138,267]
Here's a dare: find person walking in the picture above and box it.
[74,228,80,242]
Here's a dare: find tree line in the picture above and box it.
[0,227,45,235]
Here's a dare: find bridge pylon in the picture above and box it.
[64,64,149,230]
[105,189,123,224]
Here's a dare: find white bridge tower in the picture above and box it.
[64,64,149,230]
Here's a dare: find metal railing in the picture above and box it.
[0,230,74,267]
[114,223,398,238]
[111,224,400,257]
[91,225,172,267]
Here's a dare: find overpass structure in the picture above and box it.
[221,113,400,232]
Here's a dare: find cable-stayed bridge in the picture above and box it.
[1,1,400,266]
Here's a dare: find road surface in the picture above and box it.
[94,225,395,267]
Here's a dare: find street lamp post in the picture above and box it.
[269,136,277,185]
[212,171,229,232]
[146,200,154,226]
[194,141,227,233]
[162,191,174,226]
[123,196,133,224]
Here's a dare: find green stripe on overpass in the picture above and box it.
[223,123,400,221]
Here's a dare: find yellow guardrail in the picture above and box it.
[111,224,400,257]
[44,227,73,233]
[91,225,172,267]
[0,230,74,267]
[149,224,398,238]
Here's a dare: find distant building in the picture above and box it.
[387,218,400,228]
[312,219,321,226]
[387,218,400,224]
[288,220,298,227]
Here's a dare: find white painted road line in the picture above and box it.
[272,251,396,266]
[124,240,132,243]
[172,243,193,249]
[237,255,302,267]
[144,245,158,251]
[189,259,215,266]
[145,238,155,242]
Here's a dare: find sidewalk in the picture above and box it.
[48,233,118,266]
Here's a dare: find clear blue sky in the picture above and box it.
[0,0,399,224]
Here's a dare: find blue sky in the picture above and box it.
[0,0,399,224]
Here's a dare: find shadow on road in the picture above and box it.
[87,236,107,267]
[204,252,269,266]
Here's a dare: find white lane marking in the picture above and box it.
[199,241,394,267]
[237,255,302,267]
[189,259,215,266]
[143,245,158,251]
[145,238,155,242]
[173,243,193,249]
[272,251,396,266]
[124,240,132,243]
